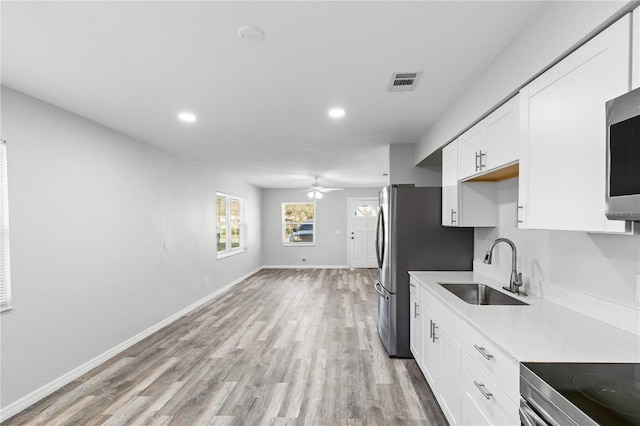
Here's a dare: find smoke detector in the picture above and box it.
[388,72,422,92]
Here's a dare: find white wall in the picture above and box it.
[475,178,640,310]
[389,143,441,186]
[416,1,632,163]
[262,188,379,267]
[0,87,263,410]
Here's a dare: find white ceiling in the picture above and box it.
[1,1,544,189]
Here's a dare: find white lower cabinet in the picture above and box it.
[461,351,518,425]
[419,282,462,424]
[413,280,520,426]
[409,282,423,370]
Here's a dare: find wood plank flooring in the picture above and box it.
[3,269,447,425]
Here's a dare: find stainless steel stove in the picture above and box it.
[520,363,640,425]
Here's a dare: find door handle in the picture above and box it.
[374,281,386,297]
[375,208,384,268]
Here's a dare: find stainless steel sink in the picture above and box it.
[438,282,528,306]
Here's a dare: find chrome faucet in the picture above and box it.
[483,238,527,296]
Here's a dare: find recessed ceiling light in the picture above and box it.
[238,26,265,44]
[328,108,346,119]
[178,112,197,123]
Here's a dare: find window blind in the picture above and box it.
[0,140,12,312]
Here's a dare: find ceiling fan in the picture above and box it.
[304,176,344,199]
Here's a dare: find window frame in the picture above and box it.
[216,192,247,259]
[0,140,11,313]
[282,202,316,247]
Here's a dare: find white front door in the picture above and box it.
[348,198,378,268]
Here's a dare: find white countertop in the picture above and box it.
[409,271,640,363]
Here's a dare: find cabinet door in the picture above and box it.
[633,7,640,89]
[519,16,631,233]
[485,94,519,170]
[442,140,459,226]
[409,282,422,367]
[435,321,461,424]
[458,121,487,180]
[421,304,439,388]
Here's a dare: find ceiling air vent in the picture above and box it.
[388,71,422,92]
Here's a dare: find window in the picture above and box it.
[0,140,11,312]
[283,202,315,245]
[216,192,246,257]
[354,204,377,217]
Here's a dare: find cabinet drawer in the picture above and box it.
[461,351,518,425]
[461,321,519,404]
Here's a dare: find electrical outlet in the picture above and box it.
[636,274,640,303]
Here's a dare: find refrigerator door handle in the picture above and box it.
[375,207,385,269]
[374,281,386,298]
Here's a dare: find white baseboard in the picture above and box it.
[0,267,262,422]
[262,264,350,269]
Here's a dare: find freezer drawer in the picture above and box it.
[375,281,397,356]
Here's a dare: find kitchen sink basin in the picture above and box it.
[438,282,528,306]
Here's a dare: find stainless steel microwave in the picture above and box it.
[606,87,640,221]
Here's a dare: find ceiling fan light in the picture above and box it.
[315,191,323,199]
[307,191,314,199]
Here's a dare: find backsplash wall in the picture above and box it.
[474,177,640,310]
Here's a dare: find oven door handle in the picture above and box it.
[519,398,549,426]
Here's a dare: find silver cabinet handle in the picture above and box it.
[409,282,416,288]
[473,381,493,400]
[450,209,457,225]
[474,344,494,360]
[478,150,486,169]
[414,302,420,318]
[429,320,433,339]
[431,323,438,342]
[517,205,524,224]
[475,151,480,171]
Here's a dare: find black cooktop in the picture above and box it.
[523,362,640,426]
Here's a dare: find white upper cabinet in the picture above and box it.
[457,121,487,180]
[485,95,519,171]
[634,7,640,89]
[458,95,520,180]
[518,15,632,233]
[442,139,498,228]
[442,140,459,226]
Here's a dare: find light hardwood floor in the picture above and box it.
[3,268,447,426]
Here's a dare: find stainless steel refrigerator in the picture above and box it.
[374,185,474,358]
